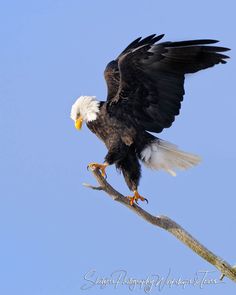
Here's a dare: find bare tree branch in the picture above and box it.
[83,168,236,283]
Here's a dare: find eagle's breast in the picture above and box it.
[87,105,136,149]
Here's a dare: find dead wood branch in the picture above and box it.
[84,168,236,283]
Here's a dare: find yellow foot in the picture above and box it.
[128,190,148,206]
[87,162,108,178]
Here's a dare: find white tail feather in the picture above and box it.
[140,139,201,176]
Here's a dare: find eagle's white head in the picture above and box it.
[70,96,100,130]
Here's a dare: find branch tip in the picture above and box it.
[82,182,103,190]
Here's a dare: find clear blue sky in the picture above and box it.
[0,0,235,294]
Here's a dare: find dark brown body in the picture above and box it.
[87,103,154,191]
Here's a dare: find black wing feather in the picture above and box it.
[104,35,230,133]
[104,34,165,101]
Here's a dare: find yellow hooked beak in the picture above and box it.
[75,116,83,130]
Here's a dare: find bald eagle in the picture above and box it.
[70,34,229,205]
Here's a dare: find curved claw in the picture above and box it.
[144,198,149,204]
[128,190,148,206]
[134,197,148,205]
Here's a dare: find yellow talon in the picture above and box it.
[128,190,148,206]
[87,162,108,178]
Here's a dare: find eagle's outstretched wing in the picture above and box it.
[104,34,164,100]
[104,34,230,133]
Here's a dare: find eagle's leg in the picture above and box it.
[87,162,109,178]
[128,190,148,206]
[113,149,148,206]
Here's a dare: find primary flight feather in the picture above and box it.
[70,34,230,205]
